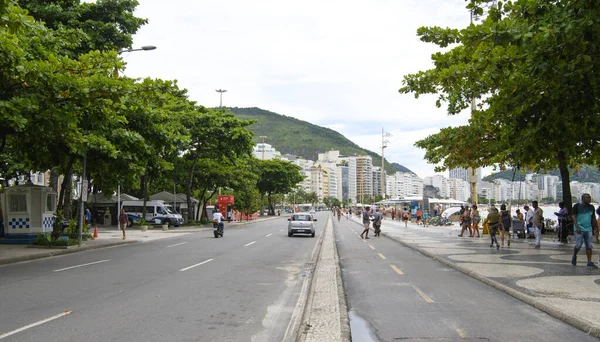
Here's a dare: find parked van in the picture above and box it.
[121,200,184,227]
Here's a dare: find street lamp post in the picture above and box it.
[118,45,157,54]
[216,89,227,109]
[381,128,391,200]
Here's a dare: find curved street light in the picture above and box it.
[118,45,157,55]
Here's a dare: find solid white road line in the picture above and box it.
[180,258,213,272]
[244,241,256,247]
[0,310,73,340]
[266,234,272,237]
[167,242,187,248]
[279,229,283,231]
[53,260,110,272]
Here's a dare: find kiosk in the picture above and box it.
[0,184,57,239]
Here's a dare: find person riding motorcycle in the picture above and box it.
[212,210,225,230]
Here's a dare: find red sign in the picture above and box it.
[218,195,234,205]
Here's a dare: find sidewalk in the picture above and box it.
[348,214,600,338]
[0,216,280,266]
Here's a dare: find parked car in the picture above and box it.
[287,213,317,237]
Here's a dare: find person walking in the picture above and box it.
[571,194,598,268]
[416,208,423,225]
[118,209,128,240]
[500,204,511,247]
[372,208,383,237]
[532,201,544,249]
[402,207,409,227]
[554,202,569,243]
[391,208,395,221]
[524,205,534,238]
[483,206,502,250]
[422,210,429,227]
[85,208,92,231]
[458,207,472,237]
[470,205,481,237]
[360,206,371,239]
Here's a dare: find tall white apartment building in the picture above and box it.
[252,143,281,160]
[449,178,470,202]
[424,174,451,198]
[339,156,357,204]
[386,174,396,199]
[355,155,373,203]
[372,166,383,198]
[391,172,423,198]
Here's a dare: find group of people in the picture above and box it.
[359,206,383,239]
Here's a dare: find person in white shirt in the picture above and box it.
[524,205,534,238]
[212,210,225,230]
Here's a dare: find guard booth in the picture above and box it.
[0,184,57,239]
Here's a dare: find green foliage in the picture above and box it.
[34,232,78,246]
[401,0,600,211]
[483,165,600,184]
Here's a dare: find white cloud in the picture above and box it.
[124,0,479,179]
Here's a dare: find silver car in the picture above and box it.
[287,213,317,237]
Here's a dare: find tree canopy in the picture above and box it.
[400,0,600,210]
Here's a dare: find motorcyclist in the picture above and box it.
[212,210,225,230]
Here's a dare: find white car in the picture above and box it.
[288,213,317,237]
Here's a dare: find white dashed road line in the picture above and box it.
[266,234,272,237]
[0,310,72,340]
[180,258,213,272]
[244,241,256,247]
[167,242,187,248]
[53,260,110,272]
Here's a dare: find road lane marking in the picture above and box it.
[167,242,187,248]
[0,310,73,339]
[266,234,272,237]
[244,241,256,247]
[180,258,213,272]
[279,229,283,231]
[390,265,404,275]
[369,245,375,250]
[456,328,467,338]
[53,260,110,272]
[411,285,434,303]
[378,253,386,260]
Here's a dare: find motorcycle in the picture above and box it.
[213,220,224,238]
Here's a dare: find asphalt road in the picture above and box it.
[0,214,324,342]
[334,217,599,342]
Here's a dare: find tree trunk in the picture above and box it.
[58,156,76,211]
[49,167,59,193]
[186,156,198,224]
[557,151,572,213]
[62,176,73,219]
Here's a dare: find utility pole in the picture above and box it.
[381,128,391,200]
[215,89,227,109]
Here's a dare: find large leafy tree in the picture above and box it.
[181,110,256,219]
[400,0,600,211]
[256,159,305,215]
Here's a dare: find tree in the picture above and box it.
[256,159,305,215]
[305,192,319,209]
[400,0,600,213]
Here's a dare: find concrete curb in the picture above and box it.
[382,231,600,339]
[333,220,352,342]
[0,240,139,266]
[298,215,344,342]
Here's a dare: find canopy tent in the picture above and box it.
[441,206,463,219]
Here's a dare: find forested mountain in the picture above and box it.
[483,165,600,183]
[228,107,414,174]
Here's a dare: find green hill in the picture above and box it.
[228,107,414,174]
[483,165,600,183]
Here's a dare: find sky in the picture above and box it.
[122,0,480,179]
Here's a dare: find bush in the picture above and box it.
[33,233,79,246]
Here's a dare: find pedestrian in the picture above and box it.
[470,204,481,237]
[483,206,502,250]
[416,208,422,225]
[85,208,92,231]
[500,204,511,247]
[532,201,544,249]
[524,205,534,238]
[434,204,440,217]
[571,194,598,268]
[422,210,429,227]
[391,208,395,221]
[402,207,410,227]
[372,208,383,237]
[118,209,128,240]
[360,206,371,239]
[515,209,524,221]
[554,202,569,243]
[458,207,472,237]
